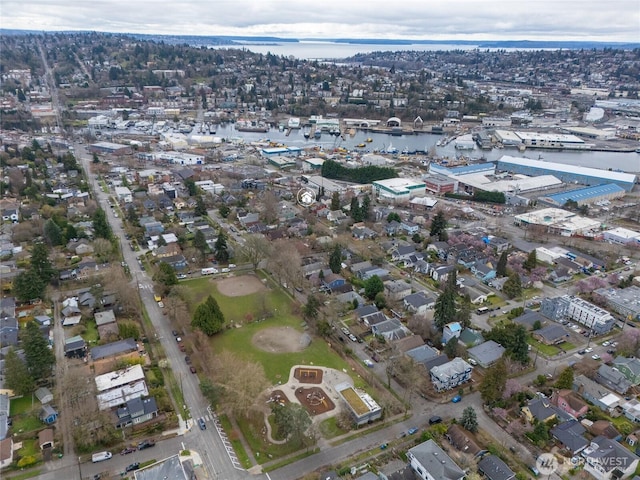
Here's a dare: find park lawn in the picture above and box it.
[236,411,304,464]
[318,416,349,440]
[210,317,355,383]
[10,396,34,416]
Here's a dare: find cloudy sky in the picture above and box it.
[3,0,639,42]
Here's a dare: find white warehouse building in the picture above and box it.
[603,227,640,246]
[372,178,426,203]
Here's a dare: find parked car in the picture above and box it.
[185,356,192,364]
[190,366,197,374]
[592,354,601,360]
[125,463,140,472]
[584,347,593,353]
[408,427,419,435]
[429,416,442,425]
[137,439,155,450]
[172,330,179,336]
[120,447,136,455]
[452,395,462,403]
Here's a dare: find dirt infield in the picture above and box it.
[252,326,306,353]
[294,367,323,384]
[215,274,267,297]
[294,386,335,416]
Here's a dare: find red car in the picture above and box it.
[120,447,135,455]
[190,366,196,374]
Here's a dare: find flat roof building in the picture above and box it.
[336,382,382,426]
[372,177,426,202]
[595,286,640,321]
[603,227,640,246]
[497,156,636,191]
[513,207,601,237]
[540,184,626,207]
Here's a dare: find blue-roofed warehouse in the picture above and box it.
[540,183,626,207]
[497,156,637,191]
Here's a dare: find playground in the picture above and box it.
[294,386,335,416]
[293,367,323,384]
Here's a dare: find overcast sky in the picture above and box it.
[3,0,639,42]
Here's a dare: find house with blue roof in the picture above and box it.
[442,322,462,345]
[471,260,497,283]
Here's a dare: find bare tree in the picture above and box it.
[260,191,279,224]
[239,234,272,270]
[212,351,271,418]
[268,239,302,288]
[101,267,140,316]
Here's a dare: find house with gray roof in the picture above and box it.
[371,318,409,341]
[468,340,505,368]
[407,439,465,480]
[0,394,9,440]
[403,291,436,315]
[478,455,515,480]
[613,356,640,386]
[573,375,622,413]
[532,324,570,345]
[115,396,158,429]
[0,317,18,347]
[91,338,138,361]
[583,436,639,480]
[551,419,588,455]
[596,364,632,395]
[405,345,439,367]
[94,310,116,326]
[384,280,411,301]
[512,310,546,330]
[430,358,473,392]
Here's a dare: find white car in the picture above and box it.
[221,268,230,273]
[228,264,236,268]
[584,347,593,353]
[602,341,610,347]
[592,354,601,360]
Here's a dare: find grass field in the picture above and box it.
[9,396,34,416]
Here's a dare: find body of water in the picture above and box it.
[209,41,480,60]
[212,123,640,173]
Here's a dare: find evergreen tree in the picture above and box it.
[193,230,208,261]
[43,219,64,246]
[364,275,384,300]
[3,348,34,396]
[444,337,458,359]
[460,406,478,433]
[303,295,321,321]
[192,295,226,335]
[503,272,523,299]
[430,211,447,239]
[218,204,230,218]
[434,287,456,330]
[184,178,197,196]
[23,321,55,380]
[92,208,112,239]
[361,194,371,221]
[554,367,575,390]
[329,244,342,274]
[496,250,509,277]
[479,359,507,404]
[13,269,47,302]
[386,212,401,223]
[330,192,340,211]
[126,205,139,224]
[154,262,178,292]
[214,228,229,262]
[194,196,207,217]
[350,196,362,221]
[30,243,55,283]
[523,249,537,272]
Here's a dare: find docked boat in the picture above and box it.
[314,130,322,139]
[365,137,373,143]
[236,120,269,133]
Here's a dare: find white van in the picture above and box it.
[92,451,112,463]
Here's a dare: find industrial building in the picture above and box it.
[594,286,640,321]
[453,172,562,195]
[603,227,640,246]
[513,207,600,237]
[423,174,458,194]
[539,183,626,207]
[372,177,426,202]
[494,130,591,150]
[429,163,496,177]
[497,156,637,191]
[88,141,132,156]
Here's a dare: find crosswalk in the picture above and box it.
[206,406,243,470]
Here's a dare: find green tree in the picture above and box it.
[330,191,340,211]
[43,219,64,246]
[554,367,575,390]
[13,269,47,302]
[92,152,100,163]
[364,275,384,300]
[387,212,401,223]
[192,295,226,336]
[479,359,507,404]
[361,194,371,221]
[329,244,342,274]
[496,250,508,277]
[92,208,112,240]
[503,273,522,299]
[154,262,178,293]
[303,295,321,321]
[214,228,229,262]
[532,319,542,330]
[30,243,55,283]
[4,348,35,396]
[430,211,447,239]
[434,288,456,330]
[193,230,208,262]
[200,378,224,410]
[126,205,139,224]
[444,337,459,359]
[374,291,387,309]
[195,196,207,217]
[184,178,197,196]
[460,406,478,433]
[118,321,140,340]
[271,402,312,446]
[485,323,530,364]
[350,196,362,221]
[218,204,230,218]
[523,249,537,272]
[22,321,55,380]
